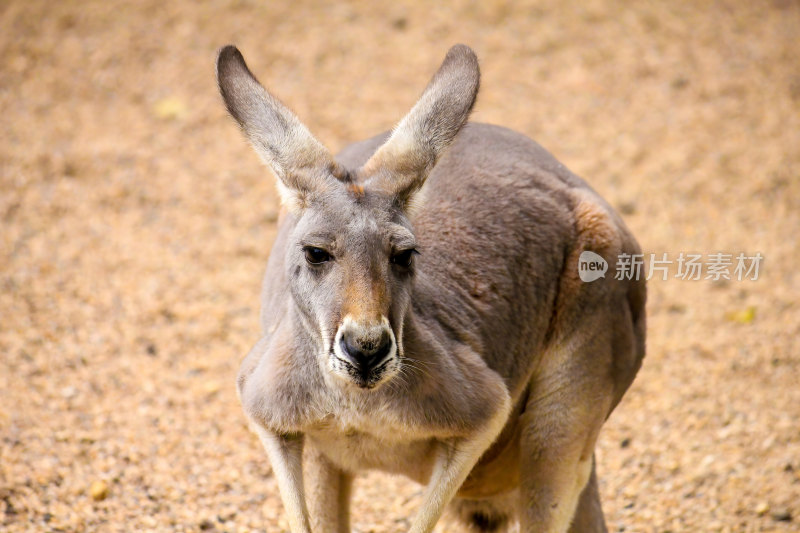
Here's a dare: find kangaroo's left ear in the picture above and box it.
[360,45,480,207]
[217,45,341,210]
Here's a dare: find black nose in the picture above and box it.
[339,331,393,372]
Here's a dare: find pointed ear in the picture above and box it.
[217,45,339,209]
[361,45,480,206]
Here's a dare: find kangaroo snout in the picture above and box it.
[339,329,393,370]
[332,317,397,386]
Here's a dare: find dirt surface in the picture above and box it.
[2,1,799,531]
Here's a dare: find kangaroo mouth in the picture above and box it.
[328,350,397,390]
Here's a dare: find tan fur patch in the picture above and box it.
[342,277,387,326]
[548,190,624,342]
[571,190,621,256]
[347,183,365,198]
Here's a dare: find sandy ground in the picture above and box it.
[2,1,799,531]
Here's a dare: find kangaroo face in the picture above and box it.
[288,187,417,390]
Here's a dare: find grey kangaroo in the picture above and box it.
[217,44,646,533]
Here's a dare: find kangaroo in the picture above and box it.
[217,44,646,533]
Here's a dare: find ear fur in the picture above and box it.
[216,45,338,209]
[361,45,480,206]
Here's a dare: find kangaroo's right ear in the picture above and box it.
[217,45,339,209]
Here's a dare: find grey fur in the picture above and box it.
[217,45,340,202]
[217,44,645,533]
[362,44,480,205]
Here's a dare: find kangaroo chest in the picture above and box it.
[307,421,438,482]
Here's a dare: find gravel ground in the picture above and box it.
[2,1,799,532]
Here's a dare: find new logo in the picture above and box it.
[578,251,608,282]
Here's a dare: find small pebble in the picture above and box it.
[618,201,637,215]
[203,381,222,395]
[756,501,770,516]
[771,508,792,522]
[89,480,109,501]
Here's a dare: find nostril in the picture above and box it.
[339,336,369,370]
[372,335,393,362]
[340,336,360,361]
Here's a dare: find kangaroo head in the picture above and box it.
[217,45,479,390]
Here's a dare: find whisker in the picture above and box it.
[404,356,439,368]
[401,357,434,380]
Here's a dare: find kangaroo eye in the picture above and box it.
[391,249,417,268]
[304,247,332,265]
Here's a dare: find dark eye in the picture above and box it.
[391,249,417,268]
[304,247,332,265]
